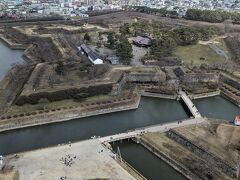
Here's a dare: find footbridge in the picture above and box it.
[100,117,206,143]
[178,90,202,118]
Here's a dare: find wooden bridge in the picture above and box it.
[178,90,202,118]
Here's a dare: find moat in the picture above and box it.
[0,40,239,180]
[0,39,240,180]
[112,140,187,180]
[0,96,239,155]
[0,41,24,80]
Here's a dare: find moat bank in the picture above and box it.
[0,97,188,155]
[112,140,187,180]
[0,95,239,155]
[0,40,25,80]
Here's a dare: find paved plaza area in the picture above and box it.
[5,139,135,180]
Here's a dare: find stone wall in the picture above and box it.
[182,73,219,83]
[220,74,240,90]
[113,70,167,95]
[136,138,199,180]
[126,70,166,83]
[173,67,219,93]
[143,57,182,66]
[112,74,128,95]
[167,130,238,178]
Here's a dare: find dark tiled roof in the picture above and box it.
[80,44,100,61]
[133,36,151,46]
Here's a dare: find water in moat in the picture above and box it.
[0,97,189,155]
[112,140,187,180]
[0,41,24,80]
[193,96,239,122]
[0,37,239,179]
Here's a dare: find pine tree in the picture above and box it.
[116,35,133,65]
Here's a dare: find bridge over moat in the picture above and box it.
[100,118,206,143]
[100,91,204,143]
[178,90,202,118]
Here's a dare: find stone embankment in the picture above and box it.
[0,35,27,50]
[221,91,240,107]
[0,95,141,133]
[188,90,220,99]
[220,74,240,107]
[105,142,147,180]
[167,129,238,179]
[134,138,199,180]
[0,35,36,64]
[141,92,177,100]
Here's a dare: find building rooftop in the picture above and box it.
[133,36,151,46]
[80,44,101,62]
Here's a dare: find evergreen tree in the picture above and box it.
[116,35,133,65]
[55,61,64,75]
[107,32,116,48]
[150,36,177,58]
[119,23,131,35]
[84,33,91,43]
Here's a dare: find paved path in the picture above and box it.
[179,90,202,118]
[210,42,229,61]
[100,118,206,142]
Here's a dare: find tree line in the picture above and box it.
[107,21,219,61]
[150,26,219,58]
[106,25,133,65]
[185,9,240,24]
[130,6,240,24]
[130,6,178,18]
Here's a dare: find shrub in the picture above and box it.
[31,112,37,115]
[19,114,24,117]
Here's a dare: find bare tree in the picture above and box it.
[38,98,49,110]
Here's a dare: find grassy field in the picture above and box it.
[174,43,226,66]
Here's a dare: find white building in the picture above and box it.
[79,44,103,65]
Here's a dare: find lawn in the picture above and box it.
[174,44,226,66]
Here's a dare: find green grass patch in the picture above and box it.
[174,44,226,66]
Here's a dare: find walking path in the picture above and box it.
[100,117,206,142]
[209,42,229,61]
[179,90,202,118]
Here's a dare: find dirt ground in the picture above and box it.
[0,170,19,180]
[141,121,240,180]
[131,45,148,66]
[174,121,240,166]
[2,139,135,180]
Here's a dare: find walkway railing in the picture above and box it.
[178,90,202,118]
